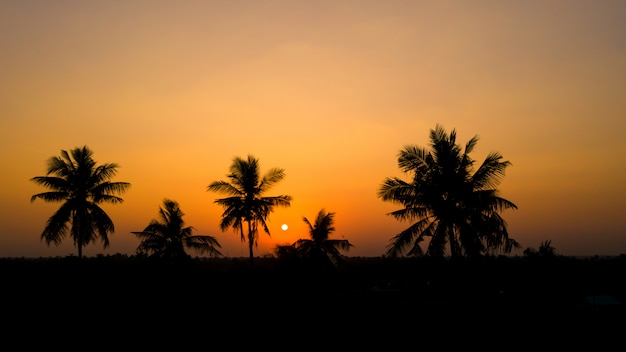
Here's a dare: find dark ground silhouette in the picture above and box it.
[2,255,625,349]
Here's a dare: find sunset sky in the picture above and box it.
[1,0,625,258]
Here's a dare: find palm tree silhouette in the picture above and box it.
[30,146,131,258]
[292,209,353,268]
[132,199,222,260]
[377,124,520,258]
[523,240,557,258]
[207,154,292,267]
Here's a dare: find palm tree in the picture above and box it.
[132,199,222,260]
[291,209,353,268]
[523,240,557,258]
[207,154,292,267]
[30,146,131,258]
[377,124,520,258]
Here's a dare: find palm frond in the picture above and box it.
[379,126,517,258]
[31,146,130,257]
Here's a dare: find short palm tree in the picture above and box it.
[523,240,557,258]
[207,154,292,267]
[132,199,222,260]
[292,209,353,267]
[30,146,131,258]
[377,124,520,258]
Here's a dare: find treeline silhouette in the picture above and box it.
[30,126,525,264]
[2,255,624,347]
[20,128,625,347]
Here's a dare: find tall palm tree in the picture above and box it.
[132,199,222,260]
[207,154,292,267]
[377,124,520,258]
[291,209,353,268]
[30,146,131,258]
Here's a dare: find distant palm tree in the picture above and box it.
[523,240,557,258]
[132,199,222,260]
[292,209,353,268]
[377,125,520,258]
[30,146,131,258]
[207,154,292,267]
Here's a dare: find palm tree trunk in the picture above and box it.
[448,229,458,258]
[247,221,254,267]
[248,240,254,267]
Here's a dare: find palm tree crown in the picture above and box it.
[293,209,353,267]
[132,199,222,260]
[377,125,519,258]
[207,154,292,267]
[30,146,131,258]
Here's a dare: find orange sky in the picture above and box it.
[1,0,625,258]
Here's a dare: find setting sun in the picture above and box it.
[281,224,288,231]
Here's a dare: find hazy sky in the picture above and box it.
[1,0,625,258]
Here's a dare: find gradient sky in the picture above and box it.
[1,0,625,258]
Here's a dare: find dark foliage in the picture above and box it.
[3,255,625,349]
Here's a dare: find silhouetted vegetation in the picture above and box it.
[30,146,131,258]
[19,138,624,347]
[524,240,558,258]
[274,208,353,271]
[378,125,519,257]
[132,198,222,261]
[207,154,292,268]
[2,254,624,347]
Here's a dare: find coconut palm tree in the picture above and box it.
[292,209,353,268]
[377,124,520,258]
[132,199,222,260]
[207,154,292,267]
[30,146,131,258]
[523,240,557,258]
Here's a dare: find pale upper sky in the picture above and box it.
[1,0,625,258]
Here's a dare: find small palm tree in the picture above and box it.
[275,209,353,269]
[207,154,292,267]
[524,240,557,258]
[30,146,131,258]
[378,125,519,258]
[132,199,222,260]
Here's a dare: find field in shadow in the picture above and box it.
[2,255,625,348]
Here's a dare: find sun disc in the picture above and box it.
[281,224,288,231]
